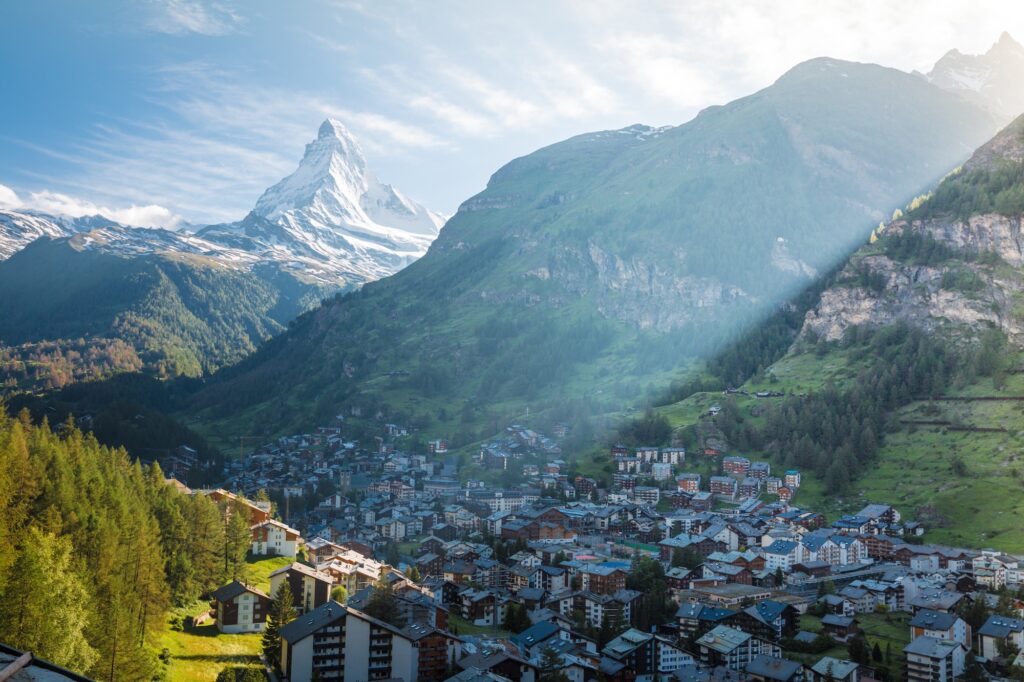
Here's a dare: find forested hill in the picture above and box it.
[188,57,1000,443]
[0,410,257,679]
[647,114,1024,551]
[0,235,332,390]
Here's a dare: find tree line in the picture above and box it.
[0,408,257,679]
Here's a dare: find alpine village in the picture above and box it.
[4,6,1024,682]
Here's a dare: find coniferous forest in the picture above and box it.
[0,409,250,680]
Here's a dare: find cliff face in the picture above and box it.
[802,113,1024,347]
[801,214,1024,344]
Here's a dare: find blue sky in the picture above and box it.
[1,0,1023,226]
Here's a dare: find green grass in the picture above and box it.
[449,613,512,638]
[790,373,1024,552]
[154,604,263,682]
[796,612,911,681]
[152,555,291,681]
[657,343,1024,552]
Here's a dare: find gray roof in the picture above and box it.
[904,636,961,659]
[279,600,348,644]
[211,580,268,603]
[745,655,802,681]
[810,658,859,679]
[909,609,958,632]
[979,615,1024,638]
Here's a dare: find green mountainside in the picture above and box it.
[0,236,331,387]
[653,114,1024,552]
[187,58,999,445]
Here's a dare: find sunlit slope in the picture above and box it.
[189,58,998,442]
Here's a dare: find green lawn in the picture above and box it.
[449,613,512,639]
[654,343,1024,553]
[795,612,911,681]
[152,555,293,681]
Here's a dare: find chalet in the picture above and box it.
[251,519,300,557]
[749,462,771,480]
[977,614,1024,659]
[783,471,801,488]
[510,621,561,659]
[279,601,460,682]
[836,587,874,614]
[723,456,751,475]
[578,563,629,595]
[821,614,856,640]
[676,603,736,638]
[456,651,538,682]
[972,549,1018,590]
[904,636,965,682]
[710,476,738,499]
[691,492,715,511]
[603,628,657,675]
[269,562,334,614]
[909,610,970,648]
[204,489,271,524]
[306,537,345,564]
[764,541,800,573]
[907,589,964,615]
[697,625,781,670]
[212,581,270,633]
[415,552,444,579]
[459,588,507,626]
[855,504,900,527]
[745,655,804,682]
[808,658,859,682]
[573,589,640,628]
[739,478,761,499]
[678,474,702,493]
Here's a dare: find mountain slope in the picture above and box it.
[924,32,1024,122]
[0,121,443,391]
[197,119,444,287]
[802,113,1024,344]
[0,228,333,384]
[188,56,1003,442]
[654,113,1024,552]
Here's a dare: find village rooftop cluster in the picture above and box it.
[163,416,1024,682]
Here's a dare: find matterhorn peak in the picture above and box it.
[995,31,1021,48]
[318,117,353,140]
[206,119,443,287]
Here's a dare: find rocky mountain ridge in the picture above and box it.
[924,32,1024,122]
[0,119,444,290]
[801,114,1024,345]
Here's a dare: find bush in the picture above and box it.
[215,666,268,682]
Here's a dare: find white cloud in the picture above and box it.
[149,0,243,36]
[7,62,449,224]
[0,184,20,209]
[0,183,182,228]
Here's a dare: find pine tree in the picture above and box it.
[364,577,403,626]
[224,500,253,582]
[538,646,570,682]
[0,527,97,671]
[263,581,297,673]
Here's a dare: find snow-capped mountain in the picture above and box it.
[923,32,1024,122]
[0,208,262,266]
[0,119,443,289]
[0,210,129,260]
[198,118,445,286]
